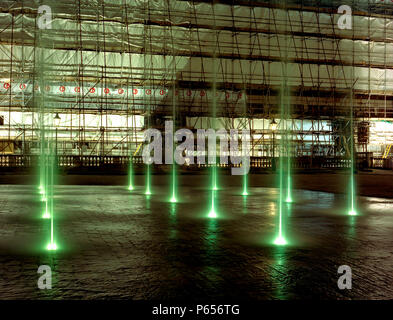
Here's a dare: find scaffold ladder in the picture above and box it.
[133,142,144,156]
[383,144,392,159]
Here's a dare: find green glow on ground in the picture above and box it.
[285,195,293,203]
[170,203,176,214]
[170,196,177,203]
[41,196,47,202]
[242,191,249,196]
[348,210,357,216]
[274,199,287,246]
[128,185,134,191]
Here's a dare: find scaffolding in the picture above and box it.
[0,0,393,165]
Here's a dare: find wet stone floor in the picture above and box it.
[0,183,392,300]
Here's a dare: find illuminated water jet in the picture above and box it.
[274,18,291,246]
[145,164,152,195]
[208,189,218,219]
[285,175,292,203]
[347,68,357,216]
[242,173,248,196]
[169,163,177,202]
[169,63,178,204]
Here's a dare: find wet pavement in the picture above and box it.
[0,180,392,299]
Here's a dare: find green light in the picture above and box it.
[170,162,177,203]
[242,172,248,196]
[348,173,356,216]
[208,208,217,219]
[208,188,218,219]
[46,242,57,251]
[273,236,287,246]
[285,195,292,203]
[41,196,47,202]
[128,185,134,191]
[42,211,50,219]
[145,164,152,196]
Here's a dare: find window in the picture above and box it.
[0,115,4,126]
